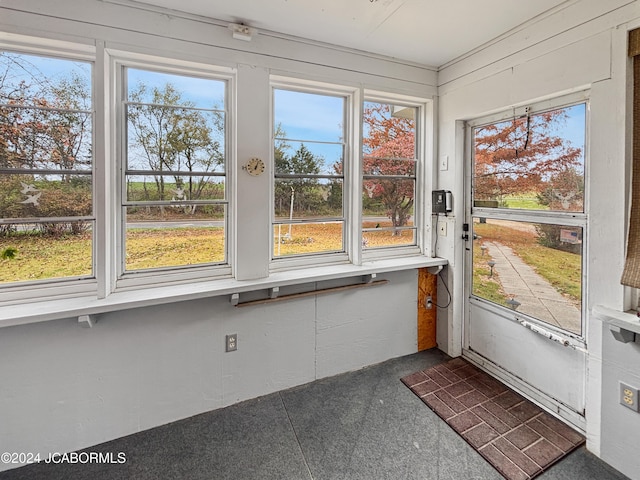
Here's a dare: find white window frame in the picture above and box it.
[361,90,430,262]
[0,36,444,325]
[109,51,236,291]
[269,76,359,271]
[0,34,97,304]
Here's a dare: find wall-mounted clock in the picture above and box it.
[243,157,265,176]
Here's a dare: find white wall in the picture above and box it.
[437,1,640,478]
[0,0,434,472]
[5,0,640,477]
[0,271,419,471]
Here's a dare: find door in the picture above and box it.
[463,93,588,430]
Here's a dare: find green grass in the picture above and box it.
[125,227,225,270]
[0,233,92,282]
[0,222,411,283]
[502,195,548,210]
[474,222,581,303]
[472,266,509,305]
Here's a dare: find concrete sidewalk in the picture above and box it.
[483,241,581,334]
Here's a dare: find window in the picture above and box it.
[272,84,348,260]
[0,39,433,314]
[470,97,588,336]
[362,98,419,251]
[0,51,93,285]
[121,66,228,276]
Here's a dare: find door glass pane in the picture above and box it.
[473,104,585,212]
[472,218,582,335]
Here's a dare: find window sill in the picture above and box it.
[0,255,447,329]
[593,305,640,343]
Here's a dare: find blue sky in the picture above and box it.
[1,52,90,91]
[127,68,225,109]
[5,52,586,176]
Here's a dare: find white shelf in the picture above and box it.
[593,305,640,343]
[0,256,448,329]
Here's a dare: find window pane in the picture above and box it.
[362,100,418,252]
[0,52,94,284]
[363,157,415,177]
[362,178,415,245]
[125,175,224,202]
[274,90,344,143]
[126,105,225,173]
[0,222,92,284]
[127,68,225,108]
[473,104,585,212]
[1,174,92,219]
[472,218,582,335]
[363,102,416,160]
[273,221,343,257]
[273,86,346,261]
[124,68,227,274]
[125,205,225,271]
[363,222,415,249]
[274,178,342,221]
[275,142,342,176]
[1,108,92,171]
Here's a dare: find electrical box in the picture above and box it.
[432,190,452,214]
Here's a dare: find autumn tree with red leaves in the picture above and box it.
[473,109,583,206]
[362,102,416,234]
[0,52,93,234]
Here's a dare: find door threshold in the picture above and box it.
[463,348,586,433]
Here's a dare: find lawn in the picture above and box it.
[0,221,413,283]
[0,233,93,282]
[502,195,548,210]
[473,222,582,303]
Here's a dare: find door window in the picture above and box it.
[470,101,587,337]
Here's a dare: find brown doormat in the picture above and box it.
[401,358,585,480]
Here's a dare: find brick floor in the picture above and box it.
[402,358,585,480]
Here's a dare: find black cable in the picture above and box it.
[435,270,452,309]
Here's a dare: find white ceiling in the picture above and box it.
[131,0,570,67]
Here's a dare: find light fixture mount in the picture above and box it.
[229,23,256,42]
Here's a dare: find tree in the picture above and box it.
[127,82,224,215]
[473,109,583,203]
[0,52,93,234]
[362,102,415,234]
[127,83,184,202]
[273,123,326,216]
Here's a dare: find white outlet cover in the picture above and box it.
[440,155,449,171]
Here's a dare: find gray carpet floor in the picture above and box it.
[0,349,629,480]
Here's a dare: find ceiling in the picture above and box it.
[131,0,570,67]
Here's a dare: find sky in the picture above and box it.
[4,51,587,178]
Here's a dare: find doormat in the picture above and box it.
[401,358,584,480]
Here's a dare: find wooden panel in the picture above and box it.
[417,268,437,351]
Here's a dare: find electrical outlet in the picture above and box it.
[226,334,238,352]
[620,382,639,411]
[438,222,447,236]
[425,295,433,309]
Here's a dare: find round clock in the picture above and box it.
[244,157,265,176]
